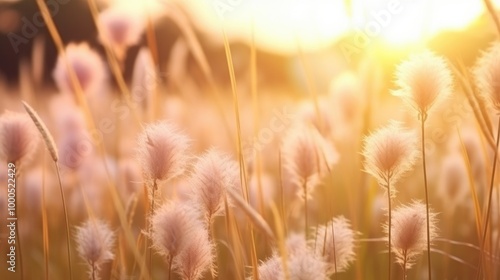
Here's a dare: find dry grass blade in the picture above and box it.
[21,100,73,280]
[41,150,50,280]
[21,101,58,162]
[450,61,495,146]
[457,129,483,244]
[86,0,142,126]
[227,188,275,241]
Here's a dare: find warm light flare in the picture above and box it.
[164,0,500,53]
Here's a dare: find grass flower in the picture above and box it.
[473,42,500,112]
[137,121,191,277]
[256,256,283,280]
[173,227,213,280]
[362,122,419,192]
[389,202,437,279]
[189,149,240,225]
[314,216,356,274]
[0,110,39,164]
[282,123,339,236]
[137,121,191,188]
[52,43,107,95]
[288,250,328,280]
[75,219,116,280]
[394,50,452,280]
[362,121,418,279]
[393,51,453,118]
[98,5,145,61]
[151,202,201,278]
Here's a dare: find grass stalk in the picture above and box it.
[420,116,432,280]
[41,151,49,280]
[55,164,73,280]
[21,101,73,280]
[148,180,157,278]
[476,115,500,280]
[387,180,392,280]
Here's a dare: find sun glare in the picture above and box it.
[163,0,498,53]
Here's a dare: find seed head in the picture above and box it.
[189,149,240,223]
[394,51,453,118]
[314,216,356,273]
[362,122,419,194]
[0,111,39,164]
[137,121,191,186]
[389,201,438,269]
[473,42,500,112]
[75,219,116,277]
[52,43,107,95]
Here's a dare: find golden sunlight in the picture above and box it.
[173,0,500,53]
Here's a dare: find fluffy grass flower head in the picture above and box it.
[98,5,145,60]
[314,216,357,273]
[0,111,39,164]
[173,227,213,280]
[189,149,240,223]
[282,123,339,198]
[256,256,283,280]
[473,42,500,112]
[137,121,191,187]
[389,201,438,269]
[151,202,199,259]
[75,219,116,277]
[288,250,328,280]
[362,122,419,194]
[394,51,453,119]
[52,43,107,95]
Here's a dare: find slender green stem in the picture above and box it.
[476,115,500,280]
[55,163,73,280]
[420,117,432,280]
[387,181,392,280]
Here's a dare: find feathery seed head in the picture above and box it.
[394,51,453,118]
[52,43,107,95]
[362,122,419,193]
[284,233,308,257]
[189,148,240,222]
[173,227,214,280]
[75,219,116,275]
[0,111,39,164]
[151,202,200,259]
[314,216,356,273]
[288,251,328,280]
[257,256,283,280]
[282,123,339,199]
[473,42,500,112]
[137,121,191,185]
[389,201,438,269]
[98,5,145,59]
